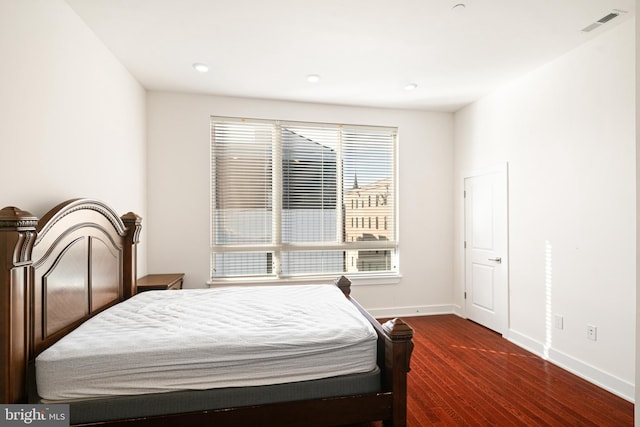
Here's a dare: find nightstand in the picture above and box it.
[137,273,184,292]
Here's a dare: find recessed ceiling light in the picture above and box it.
[404,83,418,91]
[307,74,321,83]
[192,63,209,73]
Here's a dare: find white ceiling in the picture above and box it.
[65,0,635,112]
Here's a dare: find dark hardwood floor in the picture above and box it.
[376,315,633,426]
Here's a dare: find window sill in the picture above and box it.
[207,273,402,288]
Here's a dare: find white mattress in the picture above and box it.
[36,284,378,400]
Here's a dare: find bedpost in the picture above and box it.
[382,318,414,427]
[335,275,352,296]
[121,212,142,299]
[336,274,414,427]
[0,206,38,403]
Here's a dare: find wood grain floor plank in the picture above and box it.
[357,315,633,427]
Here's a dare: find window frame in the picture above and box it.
[209,116,400,284]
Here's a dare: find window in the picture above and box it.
[210,117,397,280]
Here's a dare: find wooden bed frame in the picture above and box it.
[0,198,414,427]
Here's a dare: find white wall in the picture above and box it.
[146,92,454,314]
[0,0,147,247]
[454,20,636,400]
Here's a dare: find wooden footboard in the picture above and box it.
[0,199,413,427]
[335,275,414,426]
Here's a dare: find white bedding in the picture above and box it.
[36,284,378,400]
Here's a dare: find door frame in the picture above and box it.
[463,162,510,334]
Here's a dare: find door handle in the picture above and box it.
[488,257,502,264]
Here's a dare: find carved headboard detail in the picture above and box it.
[0,199,141,403]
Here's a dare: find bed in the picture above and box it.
[0,198,414,427]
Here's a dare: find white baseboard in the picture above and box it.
[547,348,634,402]
[451,304,464,317]
[506,329,634,402]
[503,329,544,355]
[367,304,456,319]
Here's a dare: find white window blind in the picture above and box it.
[211,117,397,280]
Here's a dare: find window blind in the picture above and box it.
[211,117,397,280]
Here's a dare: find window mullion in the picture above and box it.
[336,127,344,244]
[210,122,218,278]
[272,123,283,276]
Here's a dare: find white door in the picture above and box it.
[464,165,508,334]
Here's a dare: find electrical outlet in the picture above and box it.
[554,315,564,330]
[587,325,597,341]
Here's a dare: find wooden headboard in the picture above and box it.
[0,199,141,403]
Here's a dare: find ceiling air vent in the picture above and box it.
[581,23,601,33]
[581,10,626,32]
[597,12,619,24]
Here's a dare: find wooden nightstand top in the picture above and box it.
[137,273,184,291]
